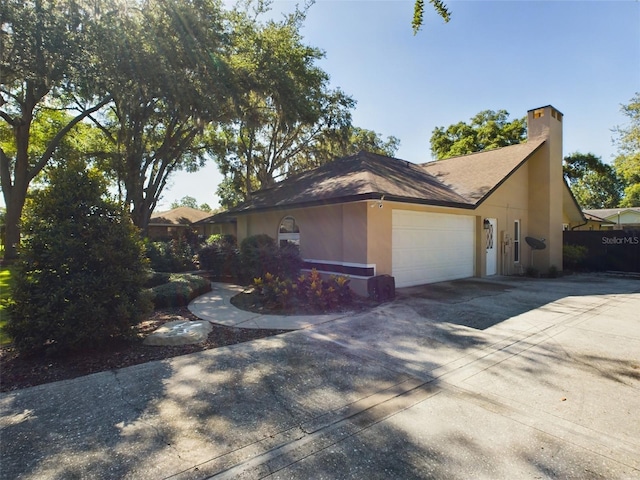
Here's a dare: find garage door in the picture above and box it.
[392,210,475,288]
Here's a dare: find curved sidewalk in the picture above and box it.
[188,282,352,330]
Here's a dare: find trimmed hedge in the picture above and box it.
[148,273,212,308]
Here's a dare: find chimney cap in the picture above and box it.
[528,105,563,117]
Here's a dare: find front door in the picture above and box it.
[485,218,497,276]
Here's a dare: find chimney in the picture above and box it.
[526,105,564,271]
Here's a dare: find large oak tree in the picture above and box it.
[0,0,111,261]
[212,9,355,207]
[430,109,526,160]
[87,0,234,235]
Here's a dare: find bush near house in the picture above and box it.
[239,235,303,282]
[197,234,239,280]
[148,273,211,308]
[253,269,352,312]
[145,236,198,272]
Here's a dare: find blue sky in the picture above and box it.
[160,0,639,210]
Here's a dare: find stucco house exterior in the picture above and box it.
[202,105,584,295]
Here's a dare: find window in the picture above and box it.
[278,216,300,247]
[514,220,521,263]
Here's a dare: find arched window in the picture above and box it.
[278,216,300,247]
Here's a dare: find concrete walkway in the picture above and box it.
[1,274,639,479]
[188,282,353,330]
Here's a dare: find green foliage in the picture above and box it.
[213,9,356,206]
[413,0,452,35]
[430,110,526,160]
[563,152,622,208]
[294,269,352,311]
[239,235,303,281]
[253,273,294,309]
[1,0,112,261]
[287,126,401,176]
[197,235,239,278]
[148,273,211,309]
[145,238,197,272]
[0,266,15,345]
[547,265,559,278]
[92,0,234,232]
[563,244,588,270]
[613,93,640,207]
[144,271,171,288]
[6,163,151,355]
[171,196,199,209]
[253,269,352,312]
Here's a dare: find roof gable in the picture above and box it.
[420,139,545,204]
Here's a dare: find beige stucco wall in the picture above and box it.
[526,106,564,271]
[475,163,530,275]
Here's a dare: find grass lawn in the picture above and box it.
[0,265,14,345]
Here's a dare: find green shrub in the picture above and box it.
[144,271,171,288]
[7,163,152,355]
[198,235,239,278]
[239,235,303,282]
[253,272,293,309]
[148,273,212,308]
[547,265,559,278]
[206,234,236,246]
[294,269,352,311]
[145,237,197,272]
[563,244,588,270]
[253,269,352,312]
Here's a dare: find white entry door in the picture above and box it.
[392,210,475,288]
[485,218,497,276]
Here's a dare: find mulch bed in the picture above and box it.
[0,307,290,393]
[0,293,380,393]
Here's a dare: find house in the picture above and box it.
[574,208,640,231]
[203,105,584,296]
[148,206,213,239]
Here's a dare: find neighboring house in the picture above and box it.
[202,105,584,295]
[196,210,237,238]
[148,207,212,239]
[575,208,640,231]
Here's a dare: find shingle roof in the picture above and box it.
[223,141,546,215]
[421,139,545,204]
[227,151,471,214]
[149,207,212,225]
[583,208,640,220]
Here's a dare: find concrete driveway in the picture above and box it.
[1,274,639,479]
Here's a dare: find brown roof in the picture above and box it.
[227,151,471,214]
[149,207,212,225]
[420,139,545,204]
[224,142,546,215]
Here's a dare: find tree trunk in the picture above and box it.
[2,194,26,263]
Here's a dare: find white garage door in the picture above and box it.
[392,210,475,288]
